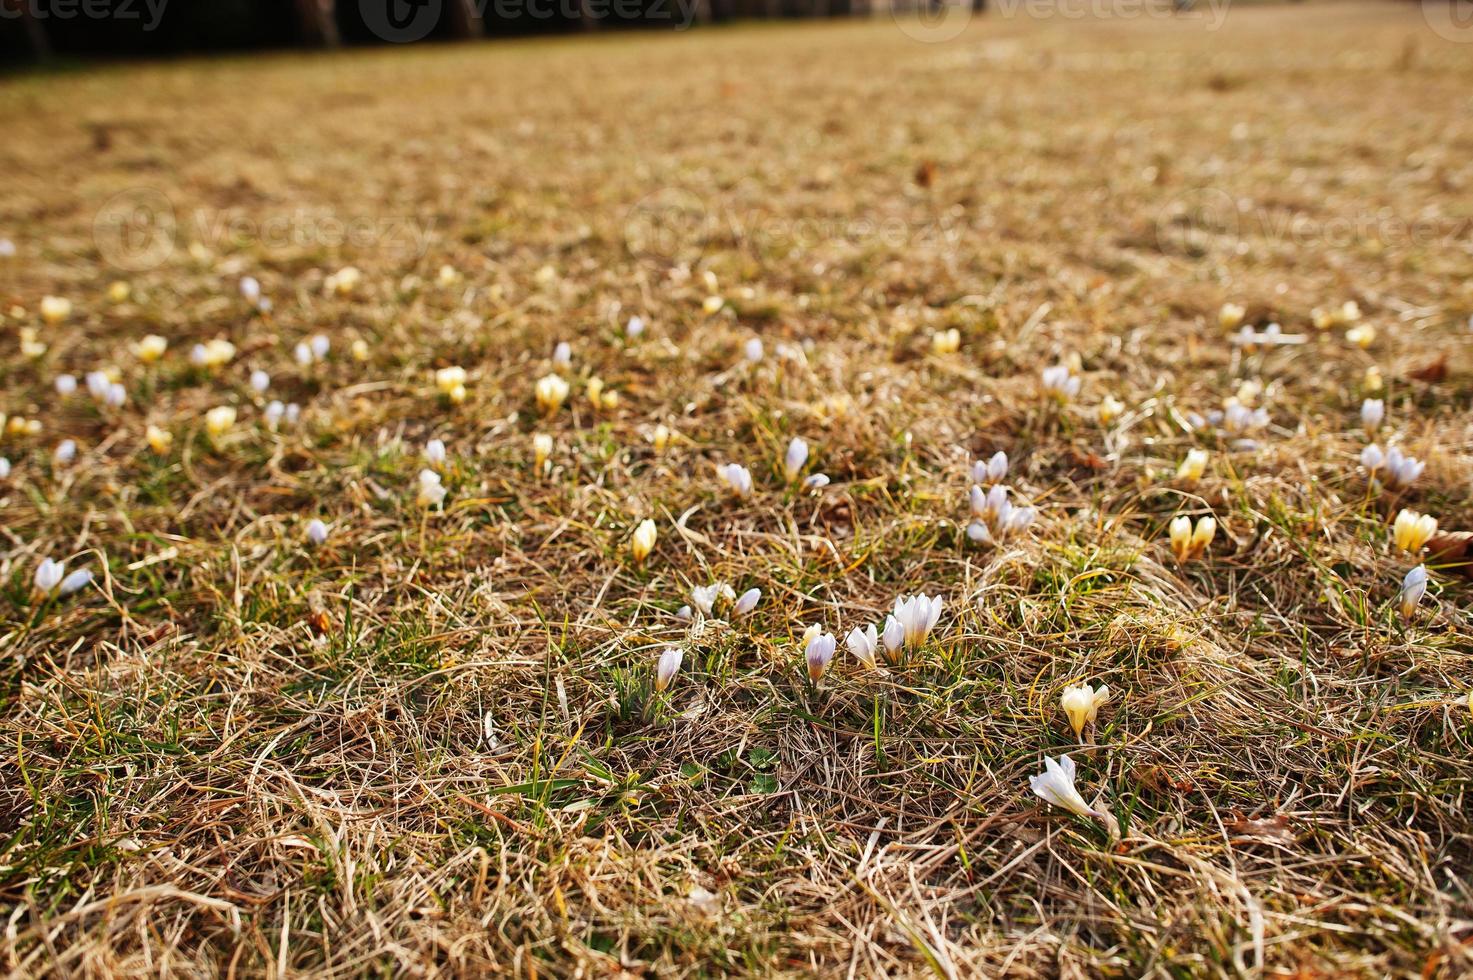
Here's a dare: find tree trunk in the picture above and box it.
[445,0,486,37]
[294,0,340,47]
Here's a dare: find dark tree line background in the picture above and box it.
[1,0,984,64]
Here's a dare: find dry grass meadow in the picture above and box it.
[2,2,1473,976]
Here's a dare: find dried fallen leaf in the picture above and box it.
[914,160,937,188]
[1225,810,1294,842]
[1407,354,1448,384]
[1427,531,1473,578]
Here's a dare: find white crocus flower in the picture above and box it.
[805,631,837,683]
[655,647,684,692]
[626,315,645,339]
[931,328,960,355]
[1400,565,1428,619]
[0,458,10,479]
[1029,754,1103,820]
[846,624,878,668]
[630,519,657,564]
[718,463,753,498]
[972,451,1008,485]
[802,473,830,491]
[34,557,66,595]
[58,568,92,596]
[416,469,446,508]
[424,438,447,469]
[552,341,571,368]
[250,369,270,393]
[881,615,905,662]
[240,276,261,305]
[55,374,77,396]
[307,519,330,546]
[85,371,111,400]
[744,338,763,363]
[783,437,808,481]
[1360,443,1384,473]
[1383,447,1425,488]
[1041,364,1081,401]
[54,440,77,465]
[892,593,943,647]
[1176,448,1209,483]
[205,406,237,440]
[966,520,993,544]
[1360,398,1384,434]
[1392,509,1436,554]
[533,433,553,473]
[1219,302,1245,329]
[534,374,569,414]
[1060,683,1110,739]
[691,582,735,618]
[1169,514,1216,562]
[733,588,761,617]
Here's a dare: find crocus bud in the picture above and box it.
[136,335,168,363]
[58,568,92,596]
[306,519,329,546]
[34,557,65,595]
[630,519,657,564]
[931,328,960,355]
[655,647,684,692]
[205,406,237,441]
[1360,399,1384,434]
[784,437,808,481]
[40,296,71,325]
[805,632,837,683]
[1060,683,1110,739]
[1399,565,1428,619]
[881,615,905,662]
[733,588,761,617]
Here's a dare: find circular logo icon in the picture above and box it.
[1154,187,1244,259]
[1422,0,1473,43]
[361,0,443,43]
[623,188,711,263]
[891,0,974,44]
[93,187,177,272]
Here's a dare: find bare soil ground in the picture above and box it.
[1,2,1472,976]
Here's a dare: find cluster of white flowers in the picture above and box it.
[967,483,1036,545]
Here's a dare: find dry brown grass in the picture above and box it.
[2,3,1472,976]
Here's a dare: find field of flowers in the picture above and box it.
[1,2,1471,976]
